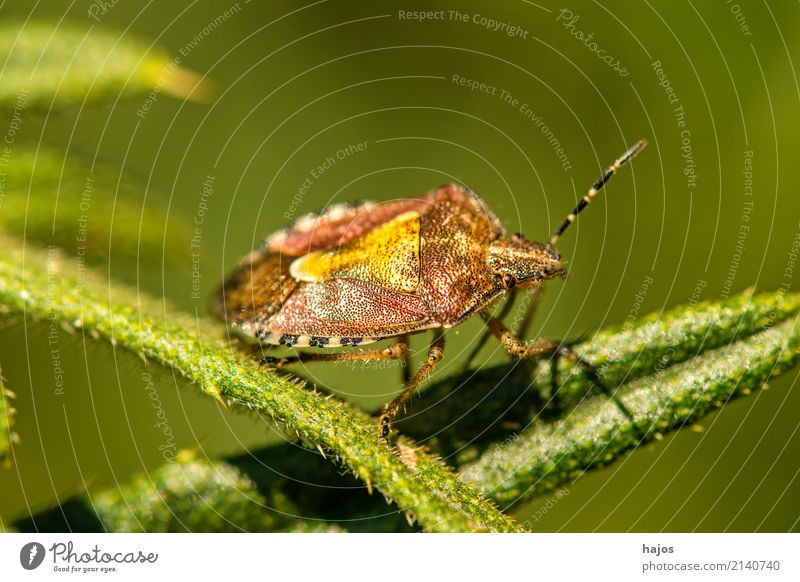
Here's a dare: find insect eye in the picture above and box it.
[501,273,517,289]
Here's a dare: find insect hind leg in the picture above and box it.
[398,334,412,385]
[379,328,445,438]
[259,340,408,368]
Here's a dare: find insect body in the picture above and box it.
[211,140,646,437]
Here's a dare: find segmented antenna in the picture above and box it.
[549,139,647,247]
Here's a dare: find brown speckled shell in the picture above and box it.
[267,198,428,256]
[211,184,507,347]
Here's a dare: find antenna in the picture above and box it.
[549,139,647,247]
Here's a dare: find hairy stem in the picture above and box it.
[0,235,521,532]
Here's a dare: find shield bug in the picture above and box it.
[211,140,646,437]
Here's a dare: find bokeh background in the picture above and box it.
[1,0,799,531]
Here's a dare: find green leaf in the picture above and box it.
[0,372,17,466]
[281,522,346,533]
[19,438,415,533]
[17,453,348,533]
[0,149,190,265]
[226,440,420,532]
[0,233,522,533]
[0,21,208,109]
[460,304,800,506]
[91,453,281,532]
[549,289,800,408]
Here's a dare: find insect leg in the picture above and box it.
[260,340,408,368]
[514,283,545,339]
[479,311,561,358]
[479,312,634,421]
[461,291,518,370]
[397,334,413,384]
[379,328,445,438]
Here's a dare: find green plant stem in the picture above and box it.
[0,234,520,533]
[551,289,800,407]
[398,289,800,466]
[461,312,800,506]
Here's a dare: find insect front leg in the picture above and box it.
[479,312,635,422]
[514,283,546,340]
[461,289,519,370]
[379,328,445,438]
[462,284,545,370]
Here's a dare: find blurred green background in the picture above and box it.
[1,0,799,531]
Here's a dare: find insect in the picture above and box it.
[210,140,646,437]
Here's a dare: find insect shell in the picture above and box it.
[211,140,646,437]
[209,184,564,349]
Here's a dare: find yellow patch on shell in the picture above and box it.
[289,210,421,292]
